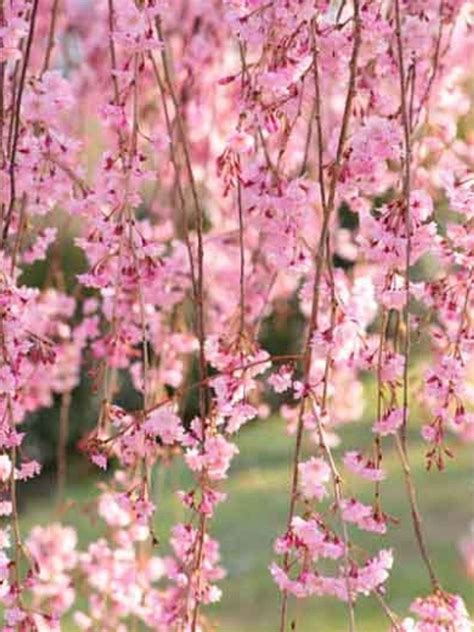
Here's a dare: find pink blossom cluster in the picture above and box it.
[0,0,472,630]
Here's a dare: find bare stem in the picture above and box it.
[237,175,246,335]
[2,0,39,245]
[41,0,60,76]
[394,0,412,452]
[279,6,361,630]
[394,434,439,589]
[57,391,72,506]
[393,0,439,592]
[155,20,209,630]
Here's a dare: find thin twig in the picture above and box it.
[394,434,439,589]
[41,0,60,76]
[2,0,39,244]
[279,6,361,630]
[393,0,439,591]
[57,391,72,506]
[155,19,209,630]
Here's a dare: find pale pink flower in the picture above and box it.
[0,455,12,483]
[373,407,404,436]
[298,457,331,501]
[343,451,386,482]
[268,365,294,393]
[410,592,472,631]
[144,407,184,445]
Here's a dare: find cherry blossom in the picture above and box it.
[0,0,471,629]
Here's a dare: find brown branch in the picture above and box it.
[394,0,412,453]
[41,0,60,76]
[2,0,39,245]
[0,1,5,169]
[56,390,72,506]
[394,435,439,589]
[414,0,445,127]
[237,176,246,335]
[393,0,440,591]
[154,19,210,630]
[279,6,361,630]
[148,53,199,305]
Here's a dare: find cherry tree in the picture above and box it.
[0,0,473,630]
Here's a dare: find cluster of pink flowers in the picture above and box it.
[0,0,472,630]
[271,517,393,601]
[397,591,473,632]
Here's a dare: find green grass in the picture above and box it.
[21,413,473,631]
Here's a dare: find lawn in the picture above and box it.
[21,409,473,631]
